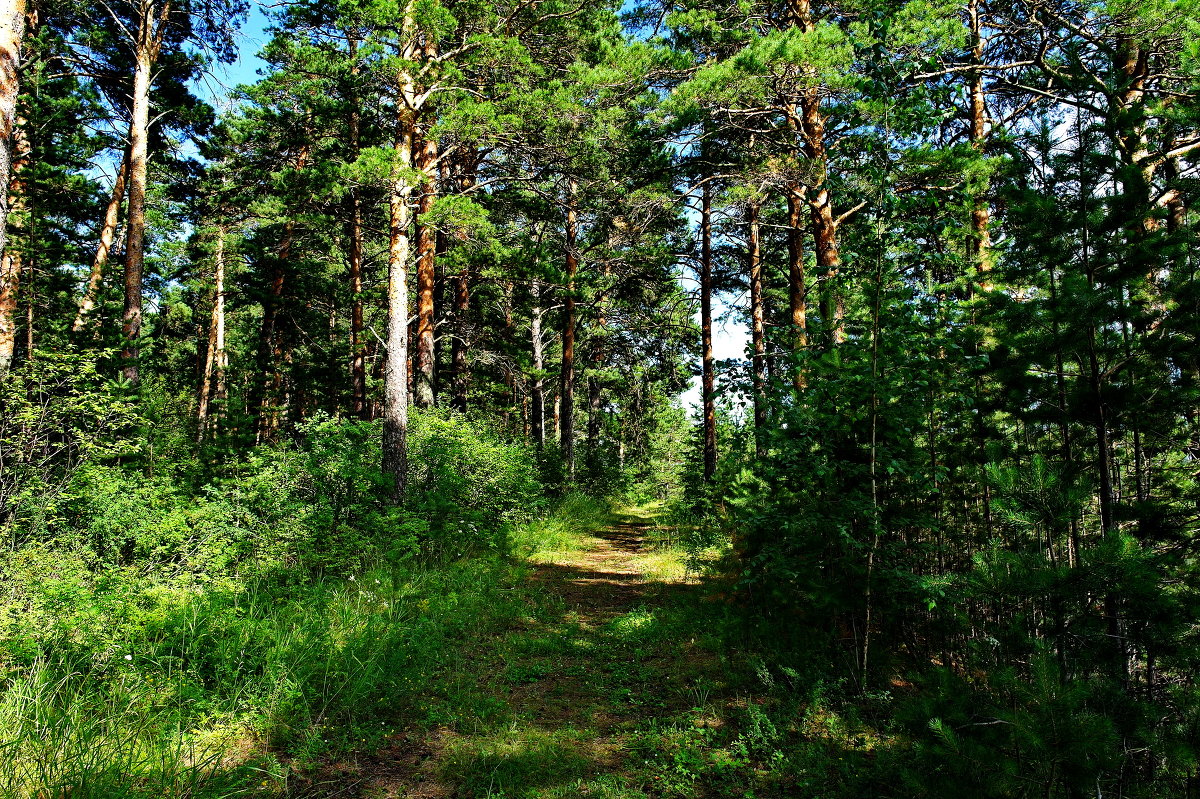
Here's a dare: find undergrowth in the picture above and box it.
[0,495,609,798]
[510,491,612,559]
[0,408,608,799]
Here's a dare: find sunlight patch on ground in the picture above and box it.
[624,549,689,582]
[437,723,618,798]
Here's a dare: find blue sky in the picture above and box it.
[191,2,271,107]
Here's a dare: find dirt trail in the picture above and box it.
[530,517,658,621]
[307,514,705,799]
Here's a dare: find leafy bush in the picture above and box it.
[406,410,544,559]
[0,352,141,545]
[0,399,571,795]
[35,411,548,580]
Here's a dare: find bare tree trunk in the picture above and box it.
[967,0,993,291]
[700,185,717,482]
[782,0,849,343]
[965,0,996,544]
[560,179,579,481]
[0,0,27,277]
[552,387,560,443]
[0,229,16,376]
[384,129,414,499]
[530,276,545,448]
[74,151,129,334]
[122,2,170,385]
[413,121,438,408]
[197,226,227,441]
[383,20,419,501]
[748,202,767,459]
[789,0,844,346]
[786,185,808,389]
[0,105,27,377]
[809,181,843,346]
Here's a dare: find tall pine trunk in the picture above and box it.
[122,3,168,385]
[965,0,995,541]
[413,120,438,408]
[559,179,579,481]
[809,180,843,346]
[786,185,808,389]
[966,0,992,290]
[700,184,717,482]
[384,104,415,502]
[383,9,420,502]
[789,0,844,346]
[747,201,767,459]
[0,105,27,376]
[197,226,227,441]
[73,150,129,334]
[0,0,26,283]
[530,275,545,448]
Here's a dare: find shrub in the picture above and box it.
[49,414,398,580]
[406,410,544,559]
[0,351,141,546]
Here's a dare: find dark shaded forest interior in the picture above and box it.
[1,0,1200,795]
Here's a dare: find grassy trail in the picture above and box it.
[297,506,724,799]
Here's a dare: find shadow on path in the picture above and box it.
[294,513,717,799]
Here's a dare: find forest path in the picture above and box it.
[315,508,720,799]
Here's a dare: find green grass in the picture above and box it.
[439,724,601,796]
[511,491,612,560]
[0,493,887,799]
[0,560,531,796]
[0,494,614,799]
[0,657,238,798]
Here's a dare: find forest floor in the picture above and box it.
[286,506,752,799]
